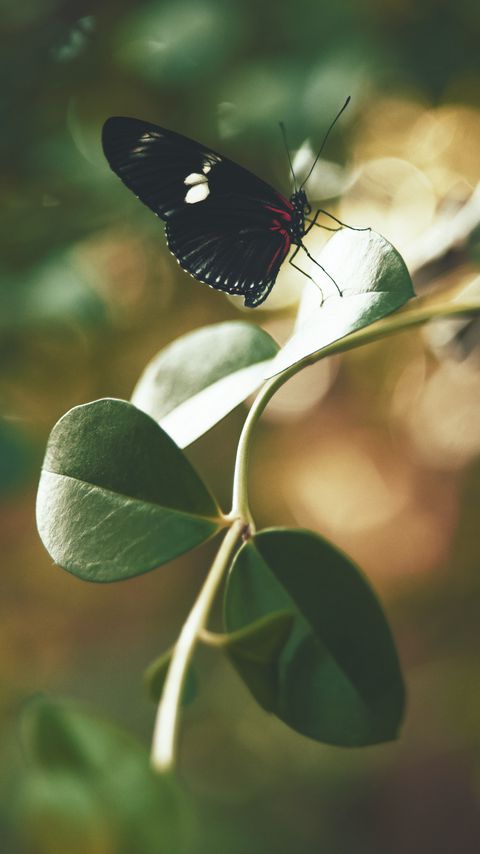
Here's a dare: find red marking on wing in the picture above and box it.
[267,219,291,273]
[269,217,291,236]
[264,201,293,221]
[278,193,295,211]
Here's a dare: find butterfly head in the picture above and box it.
[291,189,311,216]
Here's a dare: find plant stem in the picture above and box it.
[151,517,245,773]
[230,296,480,520]
[310,298,480,358]
[230,373,290,522]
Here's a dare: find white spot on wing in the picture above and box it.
[185,183,210,204]
[202,154,221,174]
[184,172,207,186]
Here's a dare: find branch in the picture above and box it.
[151,518,245,773]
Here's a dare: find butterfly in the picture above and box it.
[102,101,350,308]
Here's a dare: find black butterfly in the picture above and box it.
[102,103,350,308]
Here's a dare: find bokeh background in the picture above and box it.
[1,0,480,851]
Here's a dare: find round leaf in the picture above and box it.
[131,321,278,447]
[218,611,294,712]
[268,230,415,376]
[36,398,223,581]
[224,528,405,747]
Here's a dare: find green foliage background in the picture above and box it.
[1,0,480,851]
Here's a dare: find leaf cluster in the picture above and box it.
[34,229,480,768]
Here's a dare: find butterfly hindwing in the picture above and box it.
[166,198,291,307]
[102,116,295,306]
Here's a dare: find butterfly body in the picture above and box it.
[289,189,311,243]
[102,117,318,307]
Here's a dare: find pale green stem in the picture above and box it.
[198,627,234,647]
[151,517,245,773]
[230,298,480,521]
[230,373,289,523]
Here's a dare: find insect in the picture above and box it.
[102,99,352,308]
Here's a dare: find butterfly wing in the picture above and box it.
[166,197,292,307]
[102,116,294,306]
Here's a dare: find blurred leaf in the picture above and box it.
[16,771,113,854]
[218,611,294,712]
[0,417,36,495]
[144,647,197,705]
[0,254,106,331]
[224,528,405,746]
[36,399,223,582]
[425,276,480,361]
[16,696,192,854]
[132,321,278,448]
[50,16,95,64]
[118,0,242,84]
[268,230,415,376]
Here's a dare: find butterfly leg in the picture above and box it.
[304,210,340,235]
[289,244,325,304]
[312,209,370,232]
[299,243,343,297]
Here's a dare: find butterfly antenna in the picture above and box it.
[279,121,297,192]
[299,96,351,190]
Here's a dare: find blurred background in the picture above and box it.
[1,0,480,851]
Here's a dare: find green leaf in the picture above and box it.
[36,398,223,581]
[144,647,197,705]
[131,321,279,447]
[17,771,112,854]
[16,696,192,854]
[267,230,415,376]
[224,528,405,747]
[218,611,294,712]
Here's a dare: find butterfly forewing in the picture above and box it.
[102,116,295,307]
[102,117,214,218]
